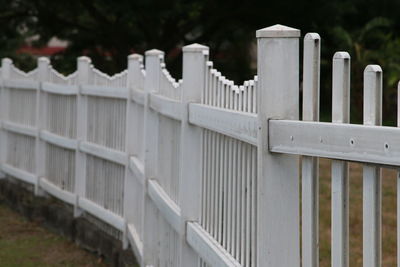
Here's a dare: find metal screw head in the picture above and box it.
[384,142,389,150]
[350,138,355,146]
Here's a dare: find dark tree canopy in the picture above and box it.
[1,0,400,123]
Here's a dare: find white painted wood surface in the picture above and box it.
[78,197,125,231]
[149,93,183,121]
[147,179,182,233]
[74,56,90,217]
[40,130,78,150]
[142,49,163,267]
[123,54,143,253]
[2,163,36,184]
[39,177,76,205]
[0,59,12,179]
[301,32,320,267]
[189,103,257,145]
[79,141,127,165]
[41,82,78,95]
[186,222,241,267]
[362,65,382,267]
[3,79,38,90]
[256,24,300,267]
[2,24,400,267]
[3,121,37,137]
[331,52,350,267]
[398,81,400,267]
[35,57,49,195]
[269,120,400,166]
[81,84,129,99]
[179,44,209,267]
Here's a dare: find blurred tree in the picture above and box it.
[1,0,400,122]
[329,17,400,124]
[18,0,367,79]
[0,0,36,70]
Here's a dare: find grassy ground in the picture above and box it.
[318,158,397,266]
[0,203,107,267]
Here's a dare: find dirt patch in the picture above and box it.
[0,203,107,266]
[0,178,138,267]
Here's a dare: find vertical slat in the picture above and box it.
[179,44,209,267]
[256,24,300,267]
[302,32,320,267]
[74,56,91,217]
[331,51,350,267]
[363,65,382,267]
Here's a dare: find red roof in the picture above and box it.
[17,45,66,56]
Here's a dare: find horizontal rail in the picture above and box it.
[189,103,258,145]
[3,121,37,137]
[42,82,78,95]
[3,79,39,90]
[40,130,78,150]
[186,222,241,267]
[131,89,145,105]
[39,177,76,205]
[2,163,36,184]
[79,141,127,165]
[149,93,182,121]
[128,156,145,186]
[81,85,128,99]
[269,120,400,166]
[126,223,143,262]
[147,179,182,234]
[78,197,125,231]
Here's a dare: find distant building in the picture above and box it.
[17,37,68,57]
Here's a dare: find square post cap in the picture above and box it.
[183,43,209,53]
[145,49,164,56]
[256,24,300,38]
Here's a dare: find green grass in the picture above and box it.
[0,203,107,267]
[318,158,397,266]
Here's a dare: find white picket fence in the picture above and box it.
[0,24,399,267]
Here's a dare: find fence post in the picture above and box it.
[74,56,91,217]
[0,58,12,179]
[35,57,49,195]
[256,24,300,266]
[179,43,209,266]
[142,49,163,266]
[123,54,143,255]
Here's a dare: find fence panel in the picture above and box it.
[196,59,258,267]
[142,49,184,267]
[40,61,78,200]
[79,62,129,240]
[1,59,38,187]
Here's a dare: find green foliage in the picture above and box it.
[328,17,400,123]
[1,0,400,121]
